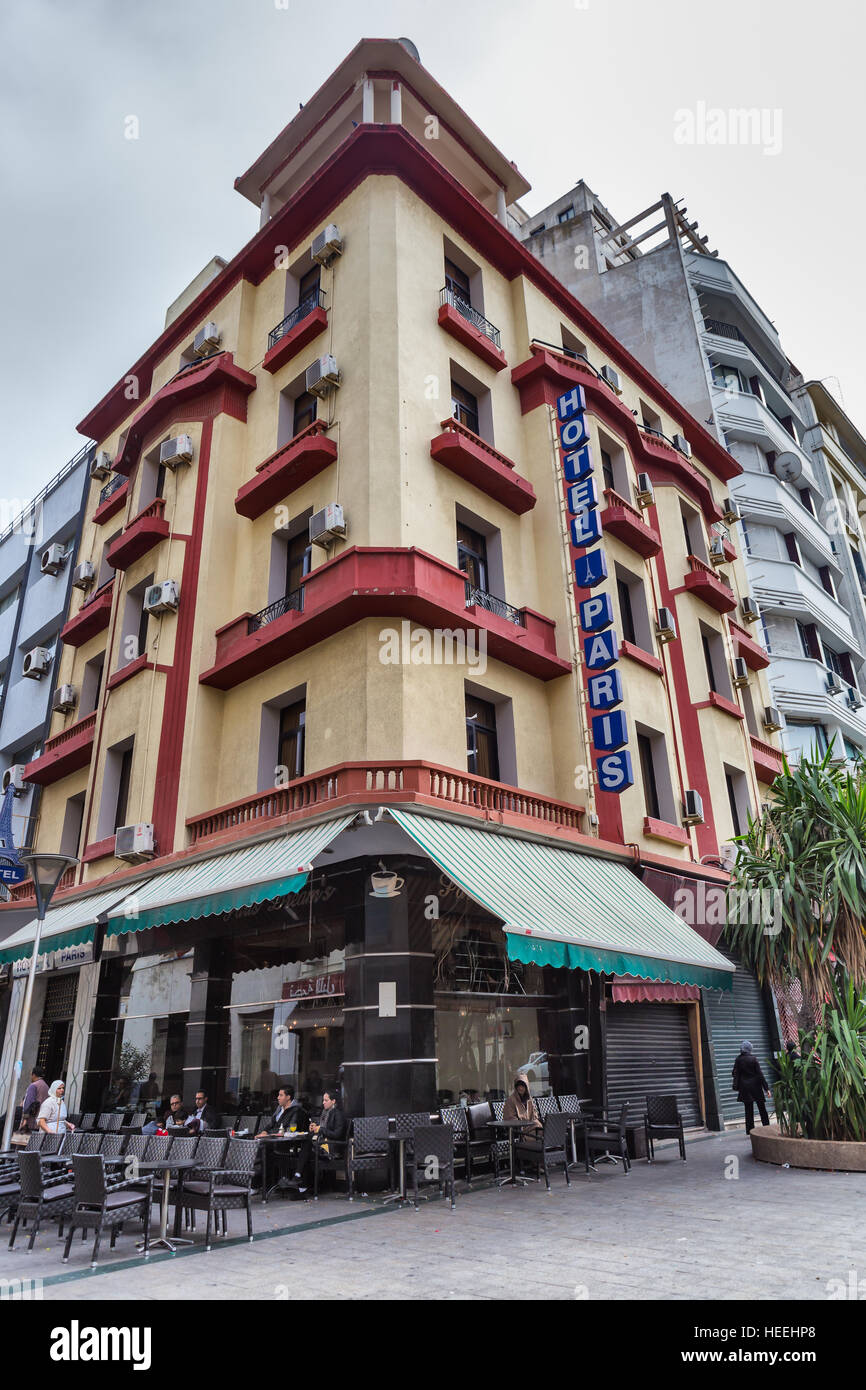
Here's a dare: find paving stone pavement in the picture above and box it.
[2,1131,862,1301]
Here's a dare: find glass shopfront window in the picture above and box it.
[104,951,193,1113]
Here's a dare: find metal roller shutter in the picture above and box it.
[605,1002,702,1128]
[701,947,777,1125]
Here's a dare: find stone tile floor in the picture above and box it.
[1,1130,861,1300]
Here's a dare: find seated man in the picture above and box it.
[185,1089,219,1134]
[286,1089,347,1198]
[257,1086,309,1138]
[503,1073,542,1164]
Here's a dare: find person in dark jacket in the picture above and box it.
[732,1041,772,1132]
[258,1086,309,1137]
[286,1089,347,1197]
[185,1089,220,1133]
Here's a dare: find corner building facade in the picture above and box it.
[1,41,783,1131]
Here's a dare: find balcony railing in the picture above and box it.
[247,587,305,634]
[43,711,97,753]
[464,582,524,627]
[99,474,126,504]
[439,287,501,350]
[703,318,790,393]
[268,290,326,352]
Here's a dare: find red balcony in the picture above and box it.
[600,489,661,558]
[430,419,536,514]
[61,580,114,648]
[107,498,170,570]
[643,816,691,846]
[750,734,784,784]
[437,290,507,372]
[23,713,97,786]
[235,421,338,520]
[681,555,737,614]
[262,298,328,375]
[187,759,585,850]
[201,546,570,690]
[728,618,770,671]
[93,476,129,525]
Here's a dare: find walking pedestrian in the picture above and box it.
[37,1080,75,1135]
[732,1041,771,1133]
[19,1067,49,1132]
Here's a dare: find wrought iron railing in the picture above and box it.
[464,582,524,626]
[439,287,501,350]
[703,318,791,393]
[173,349,225,380]
[268,290,326,351]
[99,474,126,504]
[247,587,304,633]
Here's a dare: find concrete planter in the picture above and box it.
[750,1124,866,1172]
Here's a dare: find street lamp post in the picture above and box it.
[1,853,79,1151]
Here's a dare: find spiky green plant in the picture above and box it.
[774,978,866,1141]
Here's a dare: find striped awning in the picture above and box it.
[103,814,355,936]
[389,809,734,991]
[0,885,138,966]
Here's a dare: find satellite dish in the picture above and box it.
[397,37,421,62]
[774,451,802,483]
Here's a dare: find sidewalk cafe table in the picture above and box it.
[132,1158,197,1253]
[486,1117,540,1188]
[258,1133,308,1202]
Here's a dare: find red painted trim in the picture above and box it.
[106,655,155,691]
[82,837,118,864]
[437,302,507,371]
[429,425,535,514]
[201,546,570,690]
[642,816,691,846]
[76,127,738,490]
[695,692,745,720]
[106,503,170,571]
[60,582,114,648]
[675,557,738,614]
[600,495,661,558]
[750,734,784,783]
[638,853,729,884]
[620,641,664,675]
[23,714,97,787]
[235,423,338,520]
[92,480,129,525]
[728,618,770,671]
[150,420,214,853]
[262,306,328,374]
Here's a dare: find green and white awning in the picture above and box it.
[103,814,355,936]
[0,886,134,966]
[389,809,734,991]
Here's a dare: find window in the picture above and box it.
[466,694,499,782]
[615,567,653,652]
[711,364,741,394]
[138,442,168,512]
[600,448,615,495]
[681,506,705,562]
[286,531,312,597]
[278,701,306,782]
[784,532,802,566]
[640,403,663,436]
[457,522,488,592]
[851,547,866,598]
[561,326,588,361]
[98,534,120,589]
[765,450,777,474]
[700,624,730,698]
[59,794,86,859]
[785,722,828,760]
[702,633,718,694]
[444,256,471,304]
[740,519,752,554]
[759,616,773,655]
[637,733,660,820]
[297,265,321,314]
[118,575,153,669]
[80,654,105,716]
[558,206,575,223]
[725,769,750,838]
[818,566,837,599]
[0,586,18,617]
[292,391,317,436]
[451,380,479,435]
[617,577,636,645]
[99,741,135,835]
[799,487,816,516]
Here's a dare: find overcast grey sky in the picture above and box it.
[1,0,863,505]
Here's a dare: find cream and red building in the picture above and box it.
[0,40,784,1131]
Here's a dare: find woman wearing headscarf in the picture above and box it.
[37,1080,75,1135]
[732,1041,771,1133]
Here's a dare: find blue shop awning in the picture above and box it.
[389,809,734,991]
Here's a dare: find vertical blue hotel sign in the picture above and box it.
[557,386,634,794]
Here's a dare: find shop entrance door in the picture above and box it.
[605,1002,702,1128]
[36,973,79,1083]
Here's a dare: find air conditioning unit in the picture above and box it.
[40,544,66,576]
[22,647,51,680]
[1,765,26,796]
[115,823,156,863]
[708,536,727,566]
[599,364,621,394]
[741,596,761,624]
[143,580,179,616]
[159,435,194,469]
[309,503,346,549]
[193,322,220,356]
[52,684,78,714]
[682,789,704,825]
[731,657,750,688]
[90,451,113,481]
[310,224,343,266]
[763,706,785,733]
[719,841,738,870]
[635,473,655,508]
[656,607,677,643]
[72,561,95,591]
[826,672,843,695]
[847,686,864,711]
[722,496,741,523]
[672,432,692,457]
[305,355,341,398]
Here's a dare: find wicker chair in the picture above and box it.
[585,1102,631,1172]
[8,1152,76,1251]
[62,1156,153,1266]
[536,1095,560,1118]
[404,1124,457,1210]
[99,1113,126,1133]
[175,1138,256,1251]
[71,1132,103,1155]
[644,1095,686,1162]
[173,1136,228,1231]
[514,1112,571,1192]
[438,1105,470,1182]
[79,1113,97,1131]
[346,1117,391,1201]
[465,1102,504,1185]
